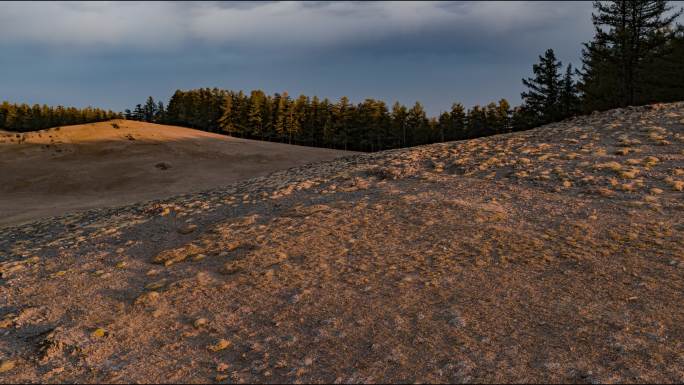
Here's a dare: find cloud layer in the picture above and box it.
[0,1,591,50]
[0,1,610,115]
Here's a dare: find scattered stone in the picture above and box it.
[155,162,171,170]
[0,360,15,373]
[221,262,242,275]
[0,314,15,329]
[145,279,167,291]
[135,291,160,306]
[178,224,198,235]
[208,339,231,352]
[193,318,208,329]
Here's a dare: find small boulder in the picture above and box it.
[155,162,171,170]
[0,360,15,373]
[208,339,231,352]
[178,224,197,235]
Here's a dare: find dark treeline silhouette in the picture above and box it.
[144,89,519,151]
[579,0,683,111]
[124,96,165,123]
[516,1,683,129]
[0,102,122,133]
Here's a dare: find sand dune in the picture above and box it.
[0,104,683,382]
[0,120,353,226]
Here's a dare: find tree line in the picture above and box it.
[517,0,683,129]
[151,88,519,151]
[0,102,122,133]
[2,1,682,149]
[128,1,682,150]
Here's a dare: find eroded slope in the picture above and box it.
[0,103,683,383]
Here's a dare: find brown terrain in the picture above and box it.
[0,120,352,227]
[1,103,683,383]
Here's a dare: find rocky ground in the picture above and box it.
[1,103,683,383]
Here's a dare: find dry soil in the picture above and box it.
[0,103,683,383]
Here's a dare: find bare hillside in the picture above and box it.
[0,103,683,383]
[0,120,352,226]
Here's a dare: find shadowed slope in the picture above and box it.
[0,120,353,226]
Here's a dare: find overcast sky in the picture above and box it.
[0,1,625,115]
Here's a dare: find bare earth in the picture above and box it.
[1,103,683,383]
[0,120,352,227]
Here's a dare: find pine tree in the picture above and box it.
[334,97,352,150]
[217,94,236,135]
[248,90,264,139]
[485,99,511,134]
[580,0,682,110]
[155,101,165,123]
[143,96,157,122]
[391,102,408,148]
[406,102,428,146]
[645,26,684,102]
[448,103,466,141]
[438,112,452,143]
[521,48,563,125]
[133,104,144,121]
[274,92,289,142]
[466,105,487,138]
[559,64,581,118]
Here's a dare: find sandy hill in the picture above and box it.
[0,120,352,227]
[0,103,683,383]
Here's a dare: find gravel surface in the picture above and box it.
[1,102,683,383]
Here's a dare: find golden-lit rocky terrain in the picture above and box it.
[1,103,683,383]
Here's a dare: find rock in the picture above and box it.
[155,162,171,170]
[50,270,67,278]
[38,328,67,362]
[0,360,15,373]
[0,316,14,329]
[222,262,242,275]
[178,224,198,235]
[208,339,231,352]
[193,318,208,329]
[135,291,160,306]
[145,279,167,291]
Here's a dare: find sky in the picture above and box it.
[0,1,611,115]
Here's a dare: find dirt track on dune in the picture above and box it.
[0,103,683,383]
[0,120,352,227]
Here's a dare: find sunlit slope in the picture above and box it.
[0,120,353,226]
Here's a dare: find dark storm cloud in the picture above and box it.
[0,1,606,115]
